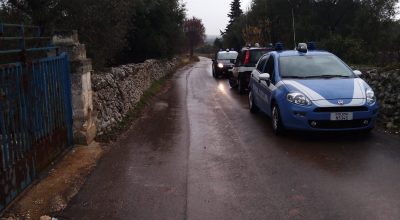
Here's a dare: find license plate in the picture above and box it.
[330,112,353,121]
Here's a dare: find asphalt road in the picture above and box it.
[61,57,400,220]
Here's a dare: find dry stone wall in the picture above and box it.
[92,59,180,134]
[360,67,400,132]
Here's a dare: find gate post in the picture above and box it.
[52,30,97,145]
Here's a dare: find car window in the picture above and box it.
[250,49,269,65]
[256,56,268,72]
[236,51,245,65]
[279,55,354,78]
[217,52,238,60]
[265,56,276,83]
[265,56,275,74]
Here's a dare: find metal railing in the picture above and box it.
[0,23,58,59]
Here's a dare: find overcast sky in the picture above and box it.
[184,0,252,36]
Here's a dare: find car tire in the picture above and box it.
[229,77,238,88]
[271,104,285,135]
[238,76,245,94]
[212,67,216,78]
[249,90,259,113]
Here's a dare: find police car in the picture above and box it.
[212,50,238,78]
[248,43,379,134]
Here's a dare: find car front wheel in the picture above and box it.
[212,67,216,78]
[249,90,259,113]
[271,104,285,135]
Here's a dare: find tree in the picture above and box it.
[6,0,63,31]
[58,0,132,67]
[222,0,244,50]
[223,16,245,50]
[120,0,186,63]
[183,17,205,56]
[242,25,263,45]
[227,0,243,30]
[1,0,188,68]
[213,38,223,50]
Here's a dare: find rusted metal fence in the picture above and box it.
[0,24,73,212]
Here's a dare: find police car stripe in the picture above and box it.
[283,80,336,107]
[347,78,366,106]
[283,80,327,100]
[283,79,366,107]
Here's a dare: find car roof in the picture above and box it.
[218,51,238,54]
[242,47,271,51]
[269,50,332,57]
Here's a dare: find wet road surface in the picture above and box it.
[62,57,400,219]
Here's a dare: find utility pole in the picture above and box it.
[288,0,296,49]
[291,7,296,49]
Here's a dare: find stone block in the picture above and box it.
[81,71,93,92]
[71,94,84,111]
[55,44,87,61]
[52,31,77,45]
[71,59,92,75]
[70,74,83,92]
[74,123,96,145]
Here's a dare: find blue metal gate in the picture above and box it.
[0,24,73,212]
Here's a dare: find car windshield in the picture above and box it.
[217,52,238,60]
[279,55,355,79]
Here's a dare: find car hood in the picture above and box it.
[281,78,367,101]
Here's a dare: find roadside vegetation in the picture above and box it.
[219,0,399,66]
[0,0,205,69]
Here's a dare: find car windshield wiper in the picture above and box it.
[281,75,307,79]
[282,75,351,79]
[304,74,351,79]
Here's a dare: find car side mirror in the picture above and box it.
[353,70,362,76]
[259,73,271,85]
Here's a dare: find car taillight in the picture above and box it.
[243,51,250,65]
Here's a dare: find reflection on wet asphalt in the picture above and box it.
[62,57,400,220]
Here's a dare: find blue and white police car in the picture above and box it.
[248,43,379,134]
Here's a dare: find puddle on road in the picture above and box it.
[153,101,169,111]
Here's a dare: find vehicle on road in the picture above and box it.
[212,50,238,78]
[248,43,379,134]
[230,46,273,94]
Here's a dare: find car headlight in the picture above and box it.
[218,63,224,68]
[366,89,376,105]
[287,92,311,106]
